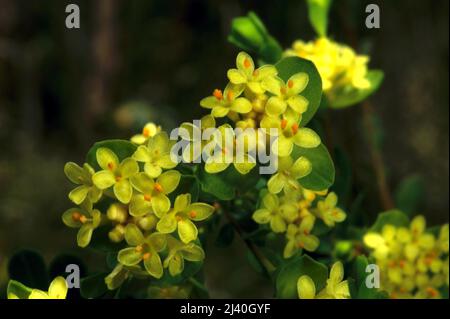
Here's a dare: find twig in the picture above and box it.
[221,207,276,277]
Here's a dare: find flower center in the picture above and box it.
[243,58,251,68]
[107,162,115,171]
[189,210,197,219]
[135,245,143,252]
[287,79,294,89]
[213,89,223,100]
[154,183,163,193]
[144,194,152,201]
[142,252,151,260]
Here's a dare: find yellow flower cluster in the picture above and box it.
[253,187,346,258]
[364,216,449,299]
[285,37,371,97]
[199,51,321,165]
[63,125,215,281]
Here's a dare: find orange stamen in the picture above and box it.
[72,212,81,222]
[107,162,115,171]
[213,89,223,100]
[303,230,310,235]
[144,194,152,201]
[288,80,294,88]
[154,183,163,193]
[399,260,406,268]
[142,127,151,137]
[291,123,299,134]
[115,176,122,182]
[281,119,288,129]
[280,87,287,95]
[79,215,88,224]
[142,252,151,260]
[189,211,197,219]
[227,91,234,101]
[298,242,305,249]
[243,58,251,68]
[426,287,438,297]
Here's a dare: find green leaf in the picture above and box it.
[291,143,335,191]
[172,175,200,202]
[86,139,137,170]
[328,70,384,109]
[7,280,32,299]
[228,11,282,64]
[306,0,332,37]
[197,165,235,200]
[332,147,352,202]
[370,209,410,232]
[8,250,49,291]
[276,254,328,299]
[275,57,323,126]
[80,272,109,298]
[215,223,235,248]
[350,255,388,299]
[394,175,425,216]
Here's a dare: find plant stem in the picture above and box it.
[362,101,395,210]
[221,207,276,277]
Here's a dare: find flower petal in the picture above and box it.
[252,209,271,224]
[132,145,151,163]
[68,185,89,205]
[114,179,133,204]
[48,277,68,299]
[92,170,116,189]
[124,223,145,246]
[181,244,205,261]
[236,51,254,76]
[227,69,247,84]
[293,128,321,148]
[231,98,252,114]
[157,170,181,194]
[267,173,285,194]
[129,194,152,217]
[118,247,142,266]
[187,203,214,221]
[263,193,279,210]
[266,96,287,116]
[119,158,139,178]
[287,95,309,114]
[297,275,316,299]
[178,218,198,243]
[287,72,309,95]
[270,215,287,233]
[200,96,220,109]
[291,156,312,179]
[152,194,171,217]
[144,253,163,279]
[77,224,93,248]
[144,162,162,178]
[130,172,154,194]
[96,148,119,171]
[156,212,178,234]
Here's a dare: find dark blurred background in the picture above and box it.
[0,0,448,297]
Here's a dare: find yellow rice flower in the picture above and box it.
[284,215,319,258]
[285,37,371,93]
[267,155,312,194]
[8,277,68,299]
[297,261,350,299]
[316,192,347,227]
[363,215,449,299]
[252,192,297,233]
[227,51,278,95]
[200,83,252,118]
[131,122,161,145]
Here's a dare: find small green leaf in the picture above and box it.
[8,250,49,291]
[80,272,109,298]
[291,144,335,191]
[394,175,425,216]
[86,139,137,170]
[328,70,384,109]
[275,57,323,126]
[7,280,32,299]
[276,254,328,299]
[306,0,332,37]
[370,209,410,232]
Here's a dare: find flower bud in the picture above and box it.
[107,203,128,223]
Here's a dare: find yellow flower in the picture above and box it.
[131,122,161,145]
[163,235,205,276]
[285,37,371,93]
[64,162,102,205]
[200,83,252,118]
[156,193,215,243]
[132,131,177,178]
[179,115,216,163]
[62,202,102,248]
[92,148,139,204]
[297,261,350,299]
[117,224,167,279]
[227,52,278,94]
[204,124,256,175]
[316,192,346,227]
[267,156,312,194]
[8,277,68,299]
[262,73,309,116]
[129,171,181,217]
[363,215,449,299]
[252,193,297,233]
[284,215,319,258]
[261,109,321,157]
